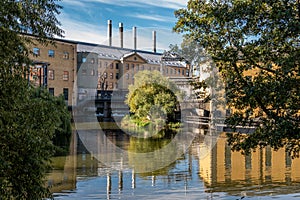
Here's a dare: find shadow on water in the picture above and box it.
[48,129,300,199]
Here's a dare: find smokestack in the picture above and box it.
[107,20,112,46]
[133,26,137,50]
[119,22,123,48]
[153,31,156,53]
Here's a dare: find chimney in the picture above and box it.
[119,22,123,48]
[153,31,156,53]
[107,20,112,46]
[133,26,137,50]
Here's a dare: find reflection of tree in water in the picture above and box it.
[103,129,131,151]
[128,136,171,153]
[127,129,184,173]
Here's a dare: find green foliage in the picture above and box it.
[126,71,181,125]
[0,0,65,199]
[0,0,64,75]
[51,96,72,156]
[0,76,71,199]
[174,0,300,157]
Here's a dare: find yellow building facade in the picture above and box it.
[26,35,77,107]
[198,134,300,193]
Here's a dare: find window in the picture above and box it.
[136,64,139,71]
[49,88,54,96]
[48,49,55,57]
[63,71,69,81]
[126,63,129,70]
[141,65,144,70]
[90,58,95,64]
[110,63,113,69]
[166,68,168,74]
[104,72,107,78]
[110,82,113,89]
[90,69,95,76]
[115,73,119,79]
[105,62,108,68]
[126,73,129,79]
[115,63,119,69]
[98,71,101,78]
[110,73,113,79]
[178,69,180,74]
[63,88,69,101]
[33,47,40,56]
[48,69,54,80]
[99,61,102,68]
[182,69,185,75]
[131,64,134,70]
[63,52,69,59]
[115,82,118,89]
[82,69,87,75]
[82,57,87,63]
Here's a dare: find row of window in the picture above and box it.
[49,88,69,101]
[97,82,118,90]
[80,57,188,76]
[81,58,120,70]
[99,72,119,79]
[81,67,187,78]
[81,58,187,75]
[33,47,70,59]
[48,70,69,81]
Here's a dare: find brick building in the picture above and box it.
[27,36,77,107]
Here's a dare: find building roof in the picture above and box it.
[77,42,188,68]
[23,34,188,68]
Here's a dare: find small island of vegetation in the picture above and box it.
[121,70,183,138]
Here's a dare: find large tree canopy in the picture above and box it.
[0,0,67,199]
[0,0,64,75]
[126,70,181,125]
[174,0,300,157]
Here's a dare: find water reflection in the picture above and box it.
[199,135,300,197]
[48,131,300,199]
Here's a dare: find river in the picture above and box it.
[47,129,300,200]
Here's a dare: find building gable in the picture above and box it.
[121,52,147,64]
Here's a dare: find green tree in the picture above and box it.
[0,0,66,199]
[126,70,181,126]
[169,38,212,103]
[174,0,300,157]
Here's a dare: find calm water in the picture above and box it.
[48,130,300,200]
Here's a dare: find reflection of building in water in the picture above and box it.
[47,130,77,193]
[198,134,300,194]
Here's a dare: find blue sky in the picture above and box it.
[58,0,189,52]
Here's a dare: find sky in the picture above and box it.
[57,0,189,52]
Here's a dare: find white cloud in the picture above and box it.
[57,13,107,44]
[78,0,188,9]
[59,13,183,51]
[128,13,175,23]
[57,0,186,50]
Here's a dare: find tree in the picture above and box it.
[126,70,181,126]
[169,38,212,103]
[0,0,63,74]
[0,0,66,199]
[174,0,300,157]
